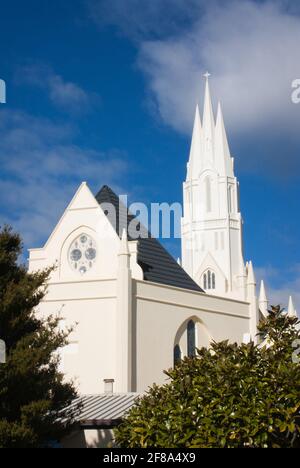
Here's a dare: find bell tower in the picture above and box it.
[181,75,247,300]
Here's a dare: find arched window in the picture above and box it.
[203,270,216,290]
[205,177,212,213]
[187,320,196,357]
[203,273,207,290]
[212,272,216,289]
[208,270,211,289]
[174,345,181,367]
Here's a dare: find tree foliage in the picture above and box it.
[115,306,300,448]
[0,226,78,448]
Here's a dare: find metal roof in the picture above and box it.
[95,185,203,293]
[67,393,141,429]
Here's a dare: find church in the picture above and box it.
[28,77,297,443]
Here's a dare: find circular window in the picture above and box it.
[70,249,82,262]
[68,233,97,275]
[85,248,96,260]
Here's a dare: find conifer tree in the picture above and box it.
[0,226,78,448]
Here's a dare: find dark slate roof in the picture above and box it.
[95,185,203,293]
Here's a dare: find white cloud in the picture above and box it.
[16,64,98,114]
[89,0,300,176]
[0,109,128,248]
[47,74,91,112]
[138,0,300,137]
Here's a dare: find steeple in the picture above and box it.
[187,104,202,179]
[202,73,215,165]
[259,280,268,317]
[215,102,234,177]
[181,75,246,301]
[288,296,297,318]
[187,75,235,179]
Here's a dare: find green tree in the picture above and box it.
[0,226,78,448]
[115,306,300,448]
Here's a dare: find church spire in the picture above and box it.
[182,75,246,302]
[215,102,234,177]
[202,73,215,164]
[187,104,202,179]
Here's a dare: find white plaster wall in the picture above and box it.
[28,184,123,394]
[62,429,115,448]
[133,280,250,392]
[37,283,117,394]
[28,183,121,282]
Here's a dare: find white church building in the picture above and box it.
[28,77,297,418]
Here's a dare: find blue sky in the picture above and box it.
[0,0,300,309]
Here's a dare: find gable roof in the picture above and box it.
[95,185,203,293]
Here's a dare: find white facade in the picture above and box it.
[28,77,296,399]
[28,182,256,396]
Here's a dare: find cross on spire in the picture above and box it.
[202,71,214,160]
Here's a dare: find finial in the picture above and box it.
[203,72,211,81]
[247,261,256,285]
[288,296,297,318]
[259,280,268,317]
[119,228,129,255]
[259,280,267,302]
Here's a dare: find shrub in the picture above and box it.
[115,306,300,448]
